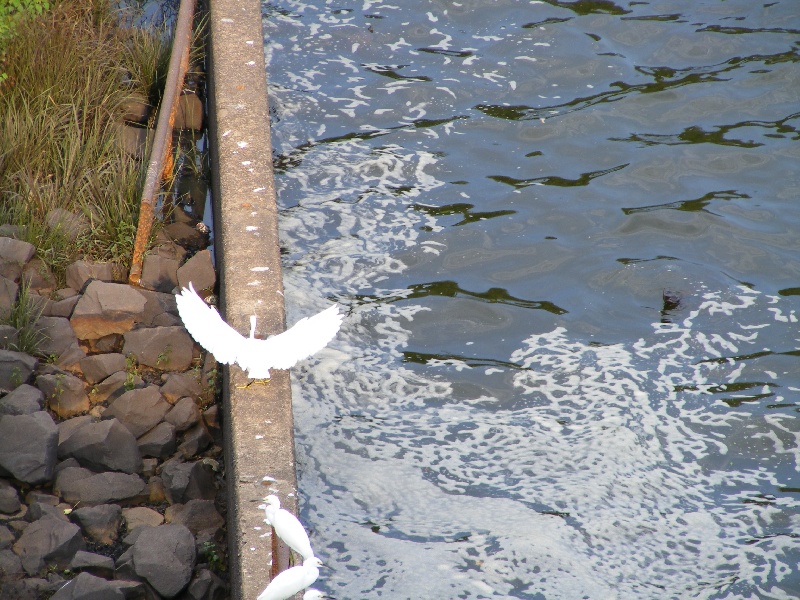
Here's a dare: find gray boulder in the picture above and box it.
[161,460,216,504]
[79,353,127,385]
[0,237,35,265]
[70,504,122,545]
[50,571,127,600]
[0,479,21,514]
[70,281,146,340]
[54,466,147,507]
[122,326,195,371]
[0,383,44,415]
[68,550,115,579]
[103,386,170,438]
[0,411,58,484]
[165,397,202,432]
[137,421,177,459]
[176,249,215,292]
[183,568,227,600]
[65,260,125,292]
[0,349,37,393]
[132,524,196,597]
[36,316,85,368]
[160,372,202,404]
[58,418,142,474]
[87,370,141,405]
[37,372,89,418]
[164,499,223,535]
[12,516,85,575]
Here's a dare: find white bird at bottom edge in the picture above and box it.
[256,556,323,600]
[175,282,343,380]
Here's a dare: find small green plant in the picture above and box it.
[124,354,140,390]
[1,278,47,356]
[200,540,223,572]
[156,345,172,367]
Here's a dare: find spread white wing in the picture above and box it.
[176,283,343,378]
[175,283,245,365]
[238,304,343,375]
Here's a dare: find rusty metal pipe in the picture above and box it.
[129,0,197,286]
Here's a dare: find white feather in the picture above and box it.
[175,283,343,379]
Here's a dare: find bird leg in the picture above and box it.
[235,378,271,389]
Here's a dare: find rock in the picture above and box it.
[50,571,127,600]
[0,349,37,393]
[36,316,84,365]
[178,423,212,459]
[174,92,203,130]
[37,372,90,418]
[12,516,85,575]
[0,479,21,514]
[161,460,216,504]
[42,294,81,319]
[137,421,176,459]
[58,418,142,474]
[165,397,201,432]
[87,370,141,405]
[0,275,18,318]
[183,568,227,600]
[0,548,23,581]
[176,249,215,292]
[0,411,58,484]
[132,524,195,597]
[70,504,122,546]
[0,383,44,415]
[21,258,57,295]
[0,237,35,265]
[70,281,147,341]
[160,372,202,404]
[122,95,152,124]
[27,501,68,522]
[136,288,180,327]
[54,467,147,507]
[68,550,115,578]
[0,524,15,548]
[140,253,180,293]
[79,353,126,385]
[163,222,208,252]
[87,333,122,354]
[118,123,150,159]
[164,500,223,535]
[65,260,124,292]
[122,326,195,371]
[46,208,90,241]
[103,386,170,438]
[122,506,164,532]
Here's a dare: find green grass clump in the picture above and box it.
[1,279,47,356]
[0,0,172,286]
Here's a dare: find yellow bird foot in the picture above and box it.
[236,378,271,389]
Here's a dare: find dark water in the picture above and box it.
[261,1,800,598]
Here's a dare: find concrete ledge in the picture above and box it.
[206,1,296,598]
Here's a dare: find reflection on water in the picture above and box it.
[263,0,800,597]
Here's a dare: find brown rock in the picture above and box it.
[122,326,195,371]
[140,253,180,293]
[36,372,89,418]
[164,499,223,535]
[65,260,125,292]
[174,92,203,130]
[176,249,216,293]
[70,281,147,340]
[103,386,170,438]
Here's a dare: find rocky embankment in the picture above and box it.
[0,213,227,599]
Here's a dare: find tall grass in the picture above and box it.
[0,0,171,286]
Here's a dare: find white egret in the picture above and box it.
[175,283,343,380]
[256,556,323,600]
[260,495,315,561]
